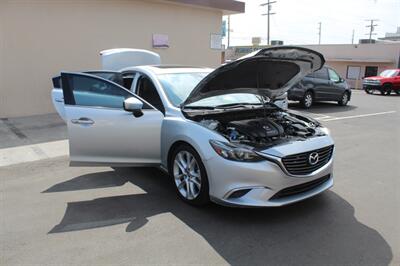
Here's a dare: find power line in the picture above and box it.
[318,22,322,44]
[260,0,276,45]
[365,19,379,42]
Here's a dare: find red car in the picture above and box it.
[363,69,400,95]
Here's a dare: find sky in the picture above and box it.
[223,0,400,46]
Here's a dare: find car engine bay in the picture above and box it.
[190,109,326,148]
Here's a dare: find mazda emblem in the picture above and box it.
[309,152,319,165]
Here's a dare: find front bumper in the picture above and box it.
[363,83,382,90]
[205,139,334,207]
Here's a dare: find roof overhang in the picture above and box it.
[326,58,394,63]
[163,0,245,14]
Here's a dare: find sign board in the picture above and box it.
[210,33,222,50]
[252,37,261,46]
[152,34,169,48]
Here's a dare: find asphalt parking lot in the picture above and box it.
[1,90,399,265]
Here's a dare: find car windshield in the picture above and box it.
[157,72,209,106]
[158,72,263,108]
[380,70,398,77]
[186,93,262,108]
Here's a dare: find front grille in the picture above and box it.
[281,145,334,175]
[270,174,331,200]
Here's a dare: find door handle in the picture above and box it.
[71,117,95,125]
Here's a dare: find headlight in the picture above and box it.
[319,127,331,135]
[209,140,264,162]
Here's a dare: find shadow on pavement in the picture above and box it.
[47,167,393,265]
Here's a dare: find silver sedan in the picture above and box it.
[52,46,334,207]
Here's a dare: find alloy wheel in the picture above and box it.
[341,93,348,105]
[304,93,313,108]
[173,151,201,200]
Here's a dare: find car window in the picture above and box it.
[328,68,340,82]
[137,76,165,113]
[70,75,134,109]
[85,71,124,86]
[313,67,329,80]
[122,72,137,90]
[157,72,209,106]
[380,69,398,77]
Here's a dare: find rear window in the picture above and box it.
[313,67,329,80]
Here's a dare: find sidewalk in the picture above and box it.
[0,113,69,166]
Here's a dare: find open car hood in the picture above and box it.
[182,46,325,107]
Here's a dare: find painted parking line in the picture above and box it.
[319,111,397,122]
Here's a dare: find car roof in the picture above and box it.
[133,65,213,74]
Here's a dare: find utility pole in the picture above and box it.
[351,29,355,44]
[365,19,378,42]
[261,1,276,45]
[318,22,322,44]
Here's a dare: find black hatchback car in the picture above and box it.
[288,66,351,108]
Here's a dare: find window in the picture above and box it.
[122,72,137,90]
[380,69,399,77]
[328,68,340,82]
[137,76,165,113]
[347,66,361,80]
[187,93,261,107]
[157,72,209,106]
[85,71,124,86]
[313,67,329,80]
[365,66,378,77]
[71,75,133,109]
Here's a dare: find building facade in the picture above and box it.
[0,0,244,118]
[226,43,400,89]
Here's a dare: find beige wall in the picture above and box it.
[0,0,222,118]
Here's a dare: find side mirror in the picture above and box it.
[123,97,143,117]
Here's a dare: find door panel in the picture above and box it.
[66,106,163,166]
[61,72,163,166]
[327,68,345,100]
[311,68,331,100]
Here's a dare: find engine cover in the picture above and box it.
[227,118,284,140]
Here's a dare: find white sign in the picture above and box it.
[210,33,222,50]
[153,34,169,48]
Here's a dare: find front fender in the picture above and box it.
[160,117,226,168]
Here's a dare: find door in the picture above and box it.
[51,71,124,121]
[310,67,331,100]
[327,68,346,100]
[393,71,400,89]
[61,72,164,166]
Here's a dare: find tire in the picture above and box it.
[301,91,313,108]
[168,143,210,206]
[395,90,400,95]
[383,84,392,95]
[365,88,373,94]
[338,92,349,106]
